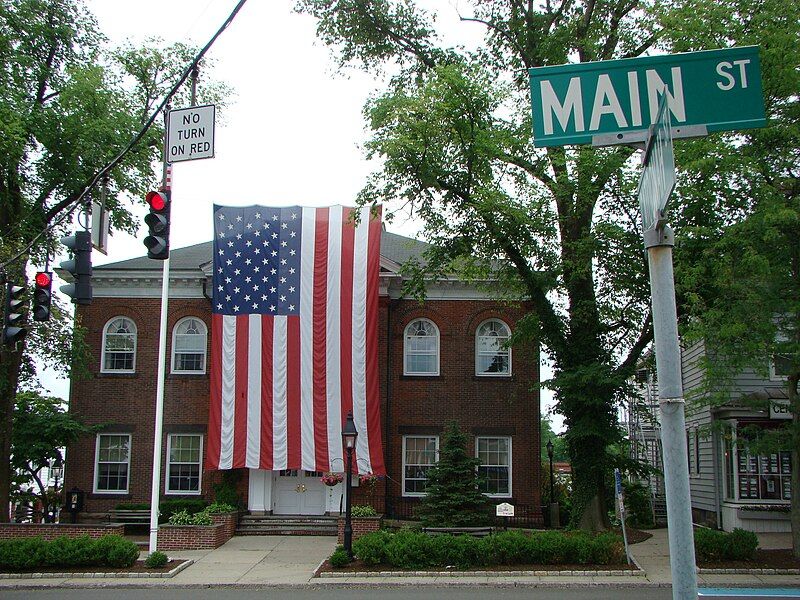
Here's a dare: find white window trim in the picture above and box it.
[170,316,208,375]
[476,435,513,498]
[403,318,440,376]
[474,319,512,377]
[402,435,439,497]
[100,316,137,374]
[93,433,131,494]
[165,434,203,495]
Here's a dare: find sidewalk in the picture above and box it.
[0,529,798,589]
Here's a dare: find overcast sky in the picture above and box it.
[42,0,560,430]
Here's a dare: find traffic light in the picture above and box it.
[32,271,53,322]
[144,190,171,260]
[60,230,92,305]
[3,281,27,345]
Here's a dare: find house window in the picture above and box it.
[687,430,692,472]
[166,434,202,494]
[404,319,439,376]
[403,436,438,495]
[723,422,792,501]
[770,353,792,380]
[102,317,137,373]
[694,429,701,475]
[172,317,208,373]
[95,434,130,493]
[476,436,511,496]
[475,319,511,376]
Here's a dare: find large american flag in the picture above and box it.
[206,204,385,475]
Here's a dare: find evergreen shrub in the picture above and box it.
[0,535,139,570]
[352,529,391,565]
[329,546,351,568]
[694,527,758,562]
[144,551,169,568]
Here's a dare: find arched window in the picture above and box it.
[101,317,137,373]
[404,318,439,376]
[172,317,208,373]
[476,319,511,376]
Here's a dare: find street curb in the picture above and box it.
[697,567,800,575]
[318,565,645,578]
[0,559,193,580]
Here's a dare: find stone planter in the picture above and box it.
[157,512,238,551]
[337,515,382,544]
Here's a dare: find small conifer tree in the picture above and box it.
[417,421,490,527]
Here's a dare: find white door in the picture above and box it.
[272,470,327,515]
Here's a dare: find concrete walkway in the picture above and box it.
[0,529,798,589]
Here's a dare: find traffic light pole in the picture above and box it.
[148,110,172,555]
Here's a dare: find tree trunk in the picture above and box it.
[0,348,23,523]
[790,374,799,558]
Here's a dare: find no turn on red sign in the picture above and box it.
[167,104,215,163]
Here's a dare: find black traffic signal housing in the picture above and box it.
[144,190,171,260]
[60,231,92,305]
[3,281,27,345]
[32,271,53,322]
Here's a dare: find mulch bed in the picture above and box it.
[317,558,639,574]
[0,559,186,575]
[699,549,800,571]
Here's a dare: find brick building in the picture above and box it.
[63,230,542,522]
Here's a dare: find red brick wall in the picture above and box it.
[0,523,125,540]
[337,516,382,544]
[157,523,227,551]
[66,293,541,520]
[209,512,238,539]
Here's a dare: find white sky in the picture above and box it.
[41,0,561,431]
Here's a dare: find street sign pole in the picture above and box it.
[640,93,697,600]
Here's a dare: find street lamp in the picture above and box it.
[341,412,358,558]
[546,439,559,528]
[49,459,63,523]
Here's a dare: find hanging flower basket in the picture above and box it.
[321,472,343,487]
[358,473,382,487]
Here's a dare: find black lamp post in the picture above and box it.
[342,411,358,558]
[546,439,555,504]
[49,459,63,523]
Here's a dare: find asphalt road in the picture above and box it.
[0,586,675,600]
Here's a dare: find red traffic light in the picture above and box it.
[35,272,52,287]
[146,191,168,211]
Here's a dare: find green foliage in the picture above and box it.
[159,499,208,519]
[115,502,150,510]
[0,535,139,570]
[190,511,214,526]
[205,502,237,514]
[694,528,759,562]
[351,504,378,517]
[416,422,490,527]
[540,414,568,462]
[384,529,432,569]
[352,530,392,565]
[167,510,193,526]
[622,481,655,529]
[144,551,169,568]
[213,470,242,508]
[329,546,351,568]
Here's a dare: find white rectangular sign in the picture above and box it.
[495,502,515,517]
[167,104,215,163]
[770,399,791,420]
[638,91,676,231]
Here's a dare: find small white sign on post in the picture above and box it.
[495,502,515,517]
[167,104,215,163]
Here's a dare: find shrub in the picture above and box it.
[92,535,140,568]
[329,546,351,568]
[351,504,377,517]
[213,470,242,507]
[428,534,479,569]
[694,527,757,562]
[191,511,214,526]
[0,535,139,571]
[479,531,528,565]
[44,535,94,567]
[144,551,169,568]
[590,532,625,565]
[527,531,569,564]
[352,530,392,565]
[159,499,208,519]
[205,502,237,514]
[0,537,48,570]
[168,509,194,525]
[725,528,759,561]
[384,529,432,569]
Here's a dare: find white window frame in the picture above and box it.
[476,436,512,498]
[475,319,512,377]
[402,435,439,497]
[171,317,208,374]
[165,434,203,495]
[403,318,440,376]
[94,433,131,494]
[101,317,137,374]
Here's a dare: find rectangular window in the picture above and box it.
[687,430,692,472]
[477,436,511,496]
[166,434,202,494]
[694,429,701,475]
[95,434,130,493]
[734,425,792,501]
[403,436,438,496]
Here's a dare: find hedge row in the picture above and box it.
[694,528,758,562]
[0,535,139,571]
[115,499,209,519]
[352,530,625,569]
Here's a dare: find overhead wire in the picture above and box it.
[0,0,249,272]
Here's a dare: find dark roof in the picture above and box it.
[94,230,431,272]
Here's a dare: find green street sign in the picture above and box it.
[529,46,766,147]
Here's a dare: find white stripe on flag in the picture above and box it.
[352,205,371,474]
[300,208,316,471]
[326,205,343,472]
[219,315,237,470]
[246,314,262,468]
[272,316,288,471]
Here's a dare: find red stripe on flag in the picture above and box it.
[207,314,223,470]
[286,316,302,469]
[261,317,274,470]
[365,208,385,474]
[339,207,355,435]
[234,316,249,468]
[313,208,330,470]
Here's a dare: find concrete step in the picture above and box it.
[236,514,338,536]
[236,526,337,536]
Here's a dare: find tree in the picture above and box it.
[540,413,568,462]
[12,391,96,521]
[296,0,798,531]
[416,421,490,527]
[0,0,229,520]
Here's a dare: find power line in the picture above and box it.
[0,0,249,272]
